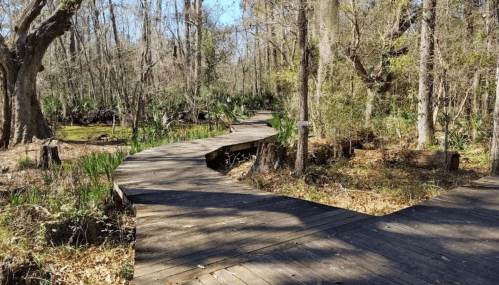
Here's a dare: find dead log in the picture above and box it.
[353,148,460,171]
[40,140,61,170]
[250,140,287,173]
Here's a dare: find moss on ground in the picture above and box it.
[56,125,129,141]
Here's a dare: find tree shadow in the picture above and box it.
[114,115,499,284]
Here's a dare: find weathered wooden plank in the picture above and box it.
[225,265,271,285]
[398,198,499,225]
[363,220,499,282]
[310,237,430,285]
[269,249,378,285]
[382,214,499,264]
[157,214,368,283]
[179,280,199,285]
[428,196,499,221]
[338,229,486,285]
[135,192,276,220]
[241,259,304,285]
[212,269,247,285]
[136,197,330,243]
[360,222,498,284]
[252,252,327,285]
[393,206,499,246]
[197,274,225,285]
[135,202,339,265]
[134,210,354,275]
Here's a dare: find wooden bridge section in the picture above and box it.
[113,111,499,285]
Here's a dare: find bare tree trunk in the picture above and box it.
[195,0,203,97]
[184,0,192,98]
[90,0,102,63]
[365,86,376,128]
[484,0,497,116]
[295,0,309,175]
[490,54,499,175]
[109,0,120,47]
[417,0,436,149]
[0,65,11,149]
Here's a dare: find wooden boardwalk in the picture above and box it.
[114,111,499,285]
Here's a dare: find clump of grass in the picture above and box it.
[17,156,34,168]
[122,124,228,155]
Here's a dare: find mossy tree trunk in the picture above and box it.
[0,0,84,148]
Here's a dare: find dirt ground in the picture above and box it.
[0,140,129,193]
[227,138,489,216]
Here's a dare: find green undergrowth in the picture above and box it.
[0,123,229,283]
[56,125,129,141]
[122,124,228,155]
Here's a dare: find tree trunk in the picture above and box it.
[365,86,376,128]
[0,65,11,149]
[295,0,309,175]
[490,54,499,175]
[11,62,53,144]
[184,0,192,101]
[109,0,120,47]
[0,0,83,147]
[195,0,203,97]
[417,0,436,149]
[90,0,102,64]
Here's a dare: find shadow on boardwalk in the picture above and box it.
[113,112,499,284]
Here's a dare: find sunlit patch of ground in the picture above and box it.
[228,140,488,216]
[55,124,130,141]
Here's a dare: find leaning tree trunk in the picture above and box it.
[0,0,83,147]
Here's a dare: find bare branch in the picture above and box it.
[346,47,371,85]
[391,5,421,40]
[16,0,48,36]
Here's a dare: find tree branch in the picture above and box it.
[346,47,372,85]
[16,0,48,36]
[32,0,84,55]
[391,5,421,40]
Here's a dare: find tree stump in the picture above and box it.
[250,140,287,173]
[40,140,61,170]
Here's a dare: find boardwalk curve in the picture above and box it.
[114,111,499,285]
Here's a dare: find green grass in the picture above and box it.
[17,156,34,168]
[56,125,129,141]
[123,124,228,155]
